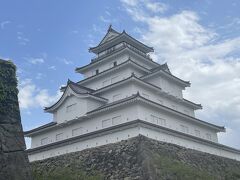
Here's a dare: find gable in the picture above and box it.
[53,95,87,123]
[99,30,120,45]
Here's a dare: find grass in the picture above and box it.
[151,153,218,180]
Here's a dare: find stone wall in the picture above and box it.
[31,135,240,180]
[0,59,32,180]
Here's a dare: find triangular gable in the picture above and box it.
[45,80,107,113]
[98,25,120,45]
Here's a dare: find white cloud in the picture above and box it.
[63,58,73,65]
[121,0,240,148]
[36,73,44,79]
[58,58,73,65]
[0,21,11,29]
[18,79,61,109]
[48,65,56,70]
[145,1,168,13]
[27,57,45,64]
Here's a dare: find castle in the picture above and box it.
[25,26,240,162]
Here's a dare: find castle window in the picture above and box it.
[111,76,119,83]
[184,110,190,115]
[96,69,99,75]
[206,133,211,140]
[112,115,122,125]
[66,103,76,113]
[102,119,111,128]
[151,115,158,124]
[102,79,111,87]
[72,127,83,136]
[158,99,163,105]
[180,125,189,133]
[151,115,166,126]
[195,129,200,137]
[41,137,48,145]
[113,94,121,101]
[159,118,166,126]
[171,105,177,111]
[113,61,117,67]
[56,133,64,141]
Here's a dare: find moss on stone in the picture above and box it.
[0,59,19,118]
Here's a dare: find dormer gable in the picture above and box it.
[44,80,108,113]
[98,25,120,45]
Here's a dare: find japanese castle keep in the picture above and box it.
[25,26,240,162]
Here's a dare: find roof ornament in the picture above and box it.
[108,24,112,32]
[67,79,72,84]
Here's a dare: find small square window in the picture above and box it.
[41,137,48,145]
[56,133,64,141]
[96,69,99,74]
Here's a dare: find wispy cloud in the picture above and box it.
[48,65,56,70]
[27,57,45,64]
[36,73,44,79]
[17,31,30,45]
[0,20,11,29]
[121,0,240,148]
[62,58,73,65]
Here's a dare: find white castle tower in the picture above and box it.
[25,26,240,162]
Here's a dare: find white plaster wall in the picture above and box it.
[96,83,134,103]
[31,101,216,151]
[28,126,140,162]
[28,125,240,162]
[132,83,195,117]
[83,53,129,78]
[87,99,104,112]
[96,82,195,116]
[146,75,184,98]
[83,48,156,78]
[137,103,218,142]
[53,96,87,123]
[31,104,138,149]
[80,65,146,90]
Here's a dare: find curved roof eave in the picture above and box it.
[89,32,154,54]
[44,81,107,113]
[76,46,158,73]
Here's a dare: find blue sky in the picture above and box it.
[1,0,240,149]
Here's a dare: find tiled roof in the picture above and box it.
[24,122,57,135]
[44,80,107,112]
